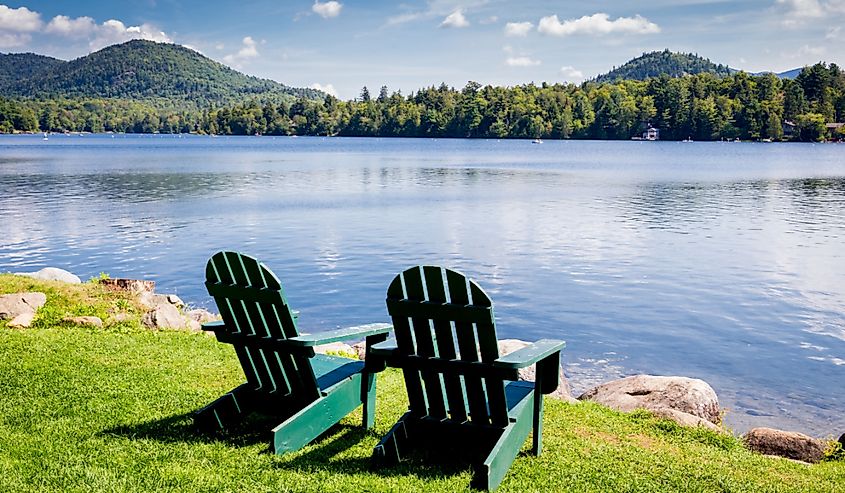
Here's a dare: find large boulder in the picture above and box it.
[142,303,185,330]
[9,311,36,328]
[0,292,47,320]
[743,427,827,463]
[498,339,575,403]
[579,375,721,426]
[22,267,81,284]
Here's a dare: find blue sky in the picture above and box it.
[1,1,843,99]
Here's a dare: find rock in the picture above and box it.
[315,342,356,357]
[166,294,185,308]
[578,375,721,425]
[498,339,575,403]
[0,292,47,320]
[142,304,185,330]
[186,308,218,323]
[100,278,155,294]
[187,320,202,332]
[63,316,103,327]
[743,427,826,463]
[22,267,81,284]
[649,407,722,433]
[352,341,367,360]
[8,311,36,328]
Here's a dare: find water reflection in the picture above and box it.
[1,135,844,435]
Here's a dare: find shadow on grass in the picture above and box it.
[100,412,277,449]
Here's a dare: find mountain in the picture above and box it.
[0,40,321,107]
[594,50,735,83]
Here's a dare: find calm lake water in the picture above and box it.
[1,134,844,435]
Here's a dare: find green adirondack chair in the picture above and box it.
[195,251,392,455]
[369,266,565,491]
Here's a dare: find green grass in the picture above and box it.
[1,276,843,492]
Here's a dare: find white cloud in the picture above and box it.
[776,0,824,17]
[223,36,259,67]
[0,32,29,48]
[506,56,541,67]
[0,4,42,33]
[310,82,338,97]
[538,13,660,37]
[504,21,533,37]
[387,1,489,26]
[441,9,469,28]
[560,65,584,79]
[45,15,96,37]
[89,20,171,50]
[312,1,342,19]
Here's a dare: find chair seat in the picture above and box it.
[504,381,533,417]
[312,354,365,393]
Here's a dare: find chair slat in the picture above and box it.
[387,273,427,415]
[446,268,489,426]
[469,282,508,427]
[423,266,468,423]
[404,267,447,420]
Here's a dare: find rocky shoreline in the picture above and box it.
[1,267,841,464]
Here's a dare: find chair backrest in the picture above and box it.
[205,251,320,402]
[386,266,512,428]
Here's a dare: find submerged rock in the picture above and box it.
[0,292,47,320]
[498,339,575,403]
[22,267,81,284]
[579,375,721,426]
[743,427,826,463]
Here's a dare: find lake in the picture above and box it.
[1,134,843,435]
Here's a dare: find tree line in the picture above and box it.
[2,63,843,141]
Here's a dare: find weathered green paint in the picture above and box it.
[373,266,565,491]
[195,250,392,455]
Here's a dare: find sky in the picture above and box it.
[0,0,843,99]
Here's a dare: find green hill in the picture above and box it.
[595,50,734,83]
[0,40,321,108]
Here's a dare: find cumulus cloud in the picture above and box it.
[560,65,584,80]
[504,21,533,37]
[45,15,96,37]
[89,20,171,50]
[223,36,259,67]
[538,13,660,37]
[506,56,541,67]
[776,0,824,17]
[441,9,469,28]
[310,82,338,97]
[312,1,342,19]
[0,4,42,32]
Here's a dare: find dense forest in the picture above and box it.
[1,59,844,141]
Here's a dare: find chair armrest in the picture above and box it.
[287,323,392,347]
[368,340,399,357]
[492,339,565,369]
[201,320,225,331]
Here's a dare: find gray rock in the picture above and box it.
[138,291,171,309]
[579,375,721,425]
[498,339,575,403]
[166,294,185,308]
[107,312,134,324]
[743,427,826,463]
[0,292,47,320]
[8,311,36,328]
[100,278,155,294]
[351,341,367,360]
[315,342,356,357]
[142,303,185,330]
[63,316,103,327]
[22,267,81,284]
[649,407,722,433]
[186,308,218,324]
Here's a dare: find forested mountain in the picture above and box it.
[0,40,321,108]
[0,53,65,89]
[595,50,734,83]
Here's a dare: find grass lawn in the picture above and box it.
[1,275,843,492]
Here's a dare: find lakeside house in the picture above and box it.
[643,126,660,141]
[826,122,844,140]
[782,120,797,138]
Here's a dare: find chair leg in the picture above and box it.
[193,383,255,432]
[361,371,376,429]
[532,387,543,456]
[474,391,535,491]
[271,373,362,455]
[372,412,413,467]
